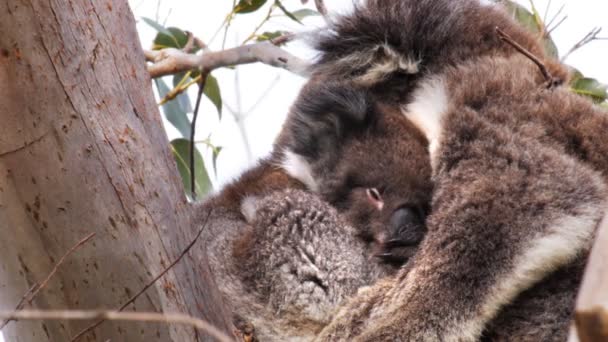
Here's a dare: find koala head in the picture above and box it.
[276,78,433,264]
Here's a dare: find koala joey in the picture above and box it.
[200,77,433,340]
[307,0,608,341]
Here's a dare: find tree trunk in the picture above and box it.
[573,214,608,342]
[0,0,233,341]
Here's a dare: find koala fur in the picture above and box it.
[199,78,433,339]
[309,1,608,340]
[204,188,391,341]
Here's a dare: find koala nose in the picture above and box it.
[366,188,384,210]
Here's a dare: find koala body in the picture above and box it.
[309,1,608,341]
[200,73,433,340]
[204,189,390,341]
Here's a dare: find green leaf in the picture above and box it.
[256,30,288,42]
[290,8,320,21]
[275,1,302,24]
[234,0,267,14]
[141,17,171,36]
[204,74,222,120]
[500,1,559,58]
[155,78,191,138]
[571,77,608,103]
[211,146,222,177]
[151,26,198,51]
[170,138,212,199]
[172,73,193,113]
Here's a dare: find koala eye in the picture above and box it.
[366,188,384,210]
[367,188,382,201]
[390,206,425,233]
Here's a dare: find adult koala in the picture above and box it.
[308,0,608,341]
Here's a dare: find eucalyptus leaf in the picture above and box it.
[275,1,302,24]
[234,0,267,14]
[141,17,171,36]
[152,26,189,50]
[256,30,288,42]
[170,138,212,199]
[155,78,191,138]
[290,8,320,21]
[204,74,223,120]
[211,146,223,177]
[571,77,608,103]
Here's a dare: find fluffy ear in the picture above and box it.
[308,0,554,101]
[282,80,373,161]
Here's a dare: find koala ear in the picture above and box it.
[286,80,372,160]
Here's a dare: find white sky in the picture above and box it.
[128,0,608,191]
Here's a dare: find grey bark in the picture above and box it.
[0,0,233,341]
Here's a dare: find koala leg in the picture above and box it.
[317,111,607,341]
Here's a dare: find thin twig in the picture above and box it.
[182,31,196,53]
[542,0,552,26]
[242,5,275,45]
[546,15,567,36]
[222,0,237,49]
[496,27,558,88]
[0,232,96,330]
[544,3,565,34]
[70,212,212,341]
[0,309,232,342]
[561,27,603,62]
[0,284,38,330]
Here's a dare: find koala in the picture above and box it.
[303,0,608,341]
[199,79,433,340]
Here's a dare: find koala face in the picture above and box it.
[319,107,432,264]
[277,80,433,265]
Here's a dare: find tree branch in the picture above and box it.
[146,39,310,78]
[0,309,232,342]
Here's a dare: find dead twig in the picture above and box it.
[146,35,309,78]
[70,212,212,341]
[0,232,96,330]
[496,27,560,88]
[0,309,232,342]
[561,27,604,62]
[544,4,566,36]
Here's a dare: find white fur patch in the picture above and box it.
[402,76,449,169]
[240,195,259,223]
[355,44,420,85]
[465,203,602,340]
[448,203,603,341]
[280,150,319,192]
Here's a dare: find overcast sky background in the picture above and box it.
[128,0,608,192]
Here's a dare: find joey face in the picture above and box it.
[318,108,433,265]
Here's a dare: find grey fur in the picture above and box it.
[204,189,392,341]
[199,0,608,340]
[316,55,608,342]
